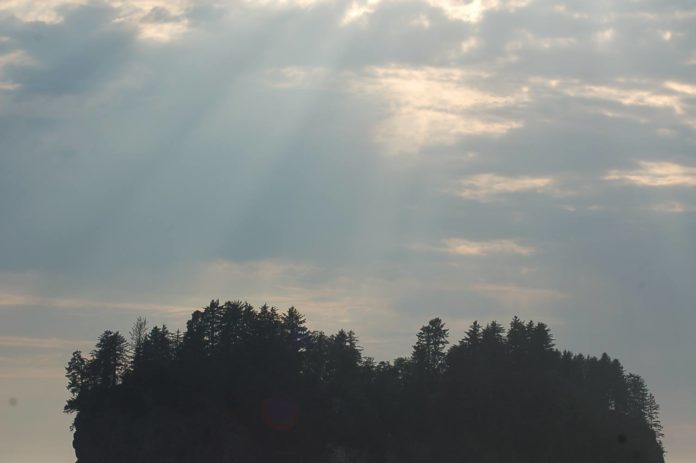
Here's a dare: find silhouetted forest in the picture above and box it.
[65,300,665,463]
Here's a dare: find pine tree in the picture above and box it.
[182,310,206,359]
[626,373,663,443]
[142,325,174,366]
[412,318,449,375]
[282,306,309,348]
[507,316,528,355]
[529,322,554,354]
[87,330,127,388]
[461,320,481,351]
[65,350,87,413]
[218,300,244,356]
[203,299,222,353]
[481,321,505,352]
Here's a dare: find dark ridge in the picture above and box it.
[65,300,665,463]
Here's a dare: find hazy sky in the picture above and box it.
[0,0,694,461]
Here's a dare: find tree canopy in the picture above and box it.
[66,300,665,463]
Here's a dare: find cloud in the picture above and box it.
[342,0,384,24]
[442,238,536,256]
[352,66,526,153]
[0,50,35,90]
[0,0,695,459]
[553,81,687,115]
[244,0,329,8]
[646,201,696,213]
[0,0,71,23]
[469,282,566,305]
[264,66,331,88]
[0,4,137,96]
[0,1,194,40]
[194,259,395,321]
[427,0,529,23]
[0,335,89,349]
[605,161,696,187]
[137,7,189,41]
[0,292,193,314]
[262,64,526,154]
[456,173,556,201]
[664,80,696,96]
[0,350,69,379]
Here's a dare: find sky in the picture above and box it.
[0,0,694,461]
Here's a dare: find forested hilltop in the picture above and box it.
[65,300,665,463]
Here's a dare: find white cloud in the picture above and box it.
[503,31,578,60]
[427,0,529,23]
[535,78,696,130]
[605,161,696,187]
[647,201,696,213]
[0,0,193,41]
[375,108,522,154]
[342,0,384,24]
[457,173,555,201]
[0,0,73,23]
[443,238,537,256]
[353,66,526,153]
[268,65,526,153]
[0,50,36,90]
[564,83,686,115]
[245,0,328,8]
[664,80,696,96]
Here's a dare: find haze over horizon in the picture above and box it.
[0,1,694,462]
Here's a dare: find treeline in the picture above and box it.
[65,300,665,463]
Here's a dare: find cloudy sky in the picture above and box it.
[0,0,695,461]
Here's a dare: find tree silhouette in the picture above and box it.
[412,318,449,376]
[65,301,666,463]
[64,350,87,414]
[87,330,127,388]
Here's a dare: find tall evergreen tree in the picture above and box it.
[481,321,505,353]
[65,350,87,413]
[464,320,482,350]
[529,322,554,354]
[507,316,528,355]
[412,318,449,375]
[87,330,127,388]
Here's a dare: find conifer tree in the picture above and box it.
[87,330,127,388]
[412,318,449,375]
[65,351,87,413]
[464,320,482,350]
[507,316,528,354]
[481,321,505,352]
